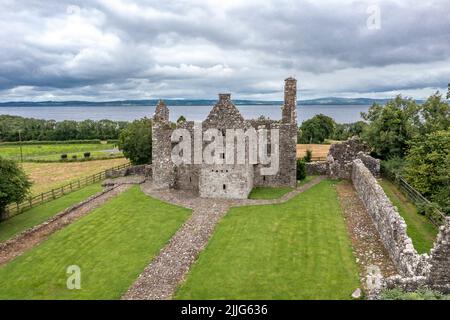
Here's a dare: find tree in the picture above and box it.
[361,96,420,159]
[418,92,450,135]
[298,114,335,144]
[447,83,450,100]
[118,118,152,165]
[333,121,367,141]
[177,115,186,124]
[0,157,32,217]
[403,130,450,214]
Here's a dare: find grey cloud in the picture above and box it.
[0,0,449,101]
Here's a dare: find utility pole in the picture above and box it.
[18,130,23,163]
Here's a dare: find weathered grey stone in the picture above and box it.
[151,78,298,199]
[352,159,450,297]
[306,161,328,175]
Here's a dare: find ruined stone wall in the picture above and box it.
[305,161,328,176]
[352,159,450,296]
[351,159,427,277]
[199,164,253,199]
[357,152,380,177]
[428,218,450,293]
[105,164,152,178]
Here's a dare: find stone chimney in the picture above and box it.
[218,93,231,103]
[282,77,297,124]
[153,99,169,122]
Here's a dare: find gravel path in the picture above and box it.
[0,184,131,266]
[122,176,325,300]
[336,181,397,292]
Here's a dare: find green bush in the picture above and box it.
[0,157,32,218]
[380,157,405,181]
[303,149,312,163]
[298,114,336,144]
[71,155,77,160]
[403,130,450,214]
[60,154,68,160]
[297,159,306,181]
[380,288,450,300]
[83,152,91,158]
[118,118,152,165]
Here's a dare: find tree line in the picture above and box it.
[0,115,128,142]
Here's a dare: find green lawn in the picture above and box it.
[379,179,438,253]
[0,186,191,299]
[0,143,120,162]
[0,183,103,243]
[249,187,293,199]
[175,180,360,300]
[248,176,316,200]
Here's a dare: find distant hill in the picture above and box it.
[0,97,419,107]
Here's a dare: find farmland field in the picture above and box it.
[296,144,331,161]
[0,142,122,161]
[22,158,129,195]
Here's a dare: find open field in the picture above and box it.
[175,180,360,299]
[0,143,122,162]
[0,183,102,243]
[379,179,438,253]
[22,158,129,195]
[0,186,191,299]
[296,144,330,161]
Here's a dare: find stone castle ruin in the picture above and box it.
[151,77,298,199]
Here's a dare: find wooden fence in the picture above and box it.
[1,162,131,221]
[384,173,446,227]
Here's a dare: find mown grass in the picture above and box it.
[0,143,120,161]
[248,176,316,200]
[0,186,191,299]
[22,158,129,195]
[379,179,438,253]
[0,183,103,243]
[175,180,360,300]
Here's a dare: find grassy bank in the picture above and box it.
[0,186,191,299]
[0,183,103,243]
[379,179,438,253]
[175,180,359,300]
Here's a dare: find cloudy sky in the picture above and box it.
[1,0,449,101]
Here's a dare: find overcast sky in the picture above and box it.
[1,0,449,101]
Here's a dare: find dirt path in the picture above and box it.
[122,176,325,300]
[0,184,131,266]
[336,181,397,292]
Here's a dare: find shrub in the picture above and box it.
[0,157,32,218]
[403,130,450,214]
[61,154,68,160]
[84,152,91,158]
[303,149,312,163]
[296,159,306,181]
[380,157,404,181]
[72,155,77,159]
[118,118,152,165]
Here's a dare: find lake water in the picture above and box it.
[0,104,370,124]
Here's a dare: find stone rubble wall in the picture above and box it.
[105,164,152,179]
[305,161,328,176]
[352,159,450,296]
[304,138,380,178]
[428,218,450,293]
[351,159,427,277]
